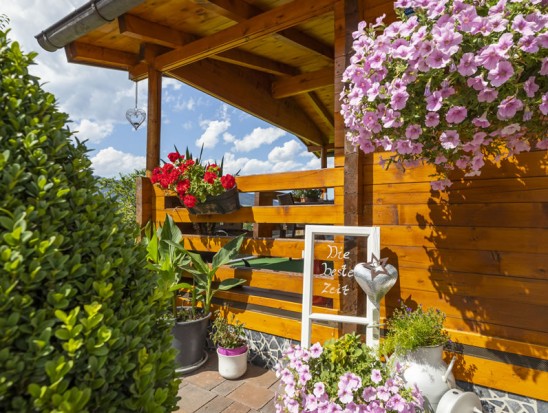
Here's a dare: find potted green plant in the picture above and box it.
[210,310,248,379]
[291,189,322,202]
[144,215,247,371]
[382,303,455,411]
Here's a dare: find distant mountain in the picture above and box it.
[239,192,255,206]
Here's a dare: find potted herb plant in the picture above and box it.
[210,310,248,379]
[382,303,455,411]
[276,333,424,411]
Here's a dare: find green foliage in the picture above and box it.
[291,189,322,200]
[169,233,247,316]
[209,310,246,349]
[0,26,179,412]
[97,169,145,228]
[143,215,192,320]
[308,333,384,398]
[382,303,450,356]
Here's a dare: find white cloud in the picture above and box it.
[197,119,231,149]
[73,119,114,144]
[182,120,193,130]
[232,127,286,152]
[90,147,146,178]
[223,132,236,143]
[268,140,303,163]
[239,158,273,175]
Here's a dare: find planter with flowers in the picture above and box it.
[150,146,240,214]
[382,303,455,411]
[275,333,424,412]
[210,310,248,379]
[340,0,547,191]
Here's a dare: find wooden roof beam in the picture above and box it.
[119,14,297,76]
[272,67,334,98]
[65,41,140,69]
[167,59,328,146]
[154,0,335,72]
[302,92,334,133]
[118,14,193,47]
[199,0,333,61]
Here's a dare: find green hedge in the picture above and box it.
[0,20,179,412]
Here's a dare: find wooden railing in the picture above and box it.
[137,167,347,342]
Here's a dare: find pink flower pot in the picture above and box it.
[217,345,248,356]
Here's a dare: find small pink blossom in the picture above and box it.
[523,76,539,98]
[477,87,498,102]
[426,49,451,68]
[487,60,514,87]
[446,106,467,124]
[406,124,422,139]
[457,52,478,76]
[425,112,440,127]
[541,93,548,116]
[371,369,383,384]
[497,96,524,120]
[431,179,453,191]
[440,130,460,149]
[426,91,443,111]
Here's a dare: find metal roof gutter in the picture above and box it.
[35,0,145,52]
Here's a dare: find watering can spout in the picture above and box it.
[442,356,456,383]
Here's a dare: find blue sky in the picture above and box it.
[4,1,329,178]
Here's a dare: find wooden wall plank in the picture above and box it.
[382,246,547,280]
[155,204,344,225]
[365,203,548,228]
[221,307,339,343]
[380,225,548,254]
[235,167,344,191]
[365,177,548,205]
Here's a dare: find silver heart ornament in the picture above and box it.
[354,260,398,307]
[126,108,146,130]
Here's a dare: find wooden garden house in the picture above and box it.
[37,0,547,405]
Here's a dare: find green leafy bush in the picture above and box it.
[0,22,179,412]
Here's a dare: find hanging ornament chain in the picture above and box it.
[125,81,146,130]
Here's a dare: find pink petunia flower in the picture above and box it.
[487,60,514,87]
[497,96,524,120]
[440,130,460,149]
[425,112,440,127]
[523,76,539,98]
[446,106,468,124]
[457,52,478,76]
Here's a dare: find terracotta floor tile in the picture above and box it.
[177,383,216,413]
[259,399,277,413]
[212,380,244,396]
[195,395,233,413]
[221,401,251,413]
[227,382,275,410]
[242,365,278,388]
[184,369,226,391]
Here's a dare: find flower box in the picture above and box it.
[186,186,241,215]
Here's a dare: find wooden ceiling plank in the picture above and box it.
[167,59,326,146]
[155,0,335,72]
[120,14,296,76]
[66,42,140,69]
[212,50,298,76]
[201,0,333,60]
[272,67,333,98]
[118,14,193,48]
[304,92,334,131]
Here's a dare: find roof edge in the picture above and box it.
[35,0,145,52]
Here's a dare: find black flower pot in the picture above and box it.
[172,311,211,372]
[187,186,241,215]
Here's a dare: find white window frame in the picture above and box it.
[301,225,381,348]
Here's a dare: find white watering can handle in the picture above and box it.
[473,408,483,413]
[442,356,457,383]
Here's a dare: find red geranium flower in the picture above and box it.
[167,152,182,163]
[203,171,217,184]
[183,194,197,208]
[221,174,236,190]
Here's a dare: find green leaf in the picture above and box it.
[217,278,246,291]
[211,233,245,270]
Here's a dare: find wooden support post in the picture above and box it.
[136,176,153,227]
[253,192,277,238]
[146,61,162,173]
[335,0,366,334]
